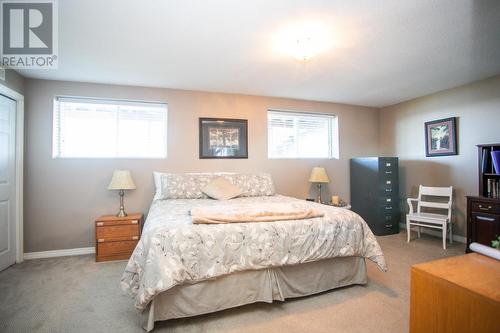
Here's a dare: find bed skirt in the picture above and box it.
[145,256,367,331]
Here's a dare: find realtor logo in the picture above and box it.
[1,0,58,68]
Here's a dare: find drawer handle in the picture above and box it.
[96,222,104,226]
[385,171,392,174]
[131,236,139,240]
[97,238,105,243]
[478,205,492,211]
[385,224,393,228]
[131,220,138,224]
[385,189,392,192]
[476,216,495,222]
[385,206,393,210]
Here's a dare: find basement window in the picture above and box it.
[53,96,168,158]
[267,109,338,159]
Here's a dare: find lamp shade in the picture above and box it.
[308,167,330,183]
[108,170,136,190]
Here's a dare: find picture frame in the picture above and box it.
[199,118,248,159]
[424,117,458,157]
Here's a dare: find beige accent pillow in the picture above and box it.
[202,177,243,200]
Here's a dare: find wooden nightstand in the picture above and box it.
[95,213,143,262]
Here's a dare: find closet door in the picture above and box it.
[0,94,16,271]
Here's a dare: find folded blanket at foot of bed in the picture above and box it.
[191,203,325,224]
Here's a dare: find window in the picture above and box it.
[267,110,338,159]
[53,96,168,158]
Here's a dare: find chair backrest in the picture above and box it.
[417,185,453,219]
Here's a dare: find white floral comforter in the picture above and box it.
[121,195,387,311]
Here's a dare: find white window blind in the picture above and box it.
[267,110,338,159]
[53,96,168,158]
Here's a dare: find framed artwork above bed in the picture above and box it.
[199,118,248,159]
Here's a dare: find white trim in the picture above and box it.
[0,83,24,264]
[399,223,466,243]
[24,247,95,260]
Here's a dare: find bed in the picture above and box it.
[121,172,387,331]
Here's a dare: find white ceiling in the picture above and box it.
[17,0,500,107]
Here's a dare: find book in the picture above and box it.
[482,148,490,173]
[492,151,500,174]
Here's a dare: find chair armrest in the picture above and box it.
[407,198,418,214]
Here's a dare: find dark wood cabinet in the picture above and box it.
[350,157,399,236]
[466,196,500,250]
[466,143,500,252]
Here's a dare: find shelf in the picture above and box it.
[483,173,500,177]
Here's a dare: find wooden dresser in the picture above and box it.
[95,213,143,262]
[410,253,500,333]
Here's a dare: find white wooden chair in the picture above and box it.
[406,185,453,249]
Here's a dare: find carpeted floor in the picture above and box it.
[0,232,464,333]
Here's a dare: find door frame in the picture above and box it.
[0,83,24,264]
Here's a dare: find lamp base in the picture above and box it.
[316,183,322,203]
[116,189,128,217]
[116,209,128,218]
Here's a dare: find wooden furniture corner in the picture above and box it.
[410,253,500,333]
[95,213,143,262]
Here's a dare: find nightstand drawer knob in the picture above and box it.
[478,205,492,210]
[97,238,105,243]
[131,220,138,224]
[96,222,104,226]
[131,236,138,240]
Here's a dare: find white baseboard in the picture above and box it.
[24,247,95,260]
[399,223,466,244]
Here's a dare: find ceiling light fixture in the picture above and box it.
[273,21,332,62]
[294,37,313,62]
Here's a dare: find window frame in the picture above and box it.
[52,95,168,159]
[267,108,339,160]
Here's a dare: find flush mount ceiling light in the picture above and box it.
[273,21,332,62]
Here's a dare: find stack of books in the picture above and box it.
[487,178,500,198]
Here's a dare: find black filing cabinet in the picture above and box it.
[350,157,399,235]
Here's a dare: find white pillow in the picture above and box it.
[202,177,243,200]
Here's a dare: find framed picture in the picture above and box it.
[199,118,248,158]
[425,117,457,157]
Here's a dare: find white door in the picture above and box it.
[0,94,16,271]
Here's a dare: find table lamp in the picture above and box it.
[309,167,330,203]
[108,170,136,217]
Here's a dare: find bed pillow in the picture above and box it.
[202,177,243,200]
[223,173,276,197]
[153,172,217,200]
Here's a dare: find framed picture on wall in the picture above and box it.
[424,117,458,157]
[199,118,248,158]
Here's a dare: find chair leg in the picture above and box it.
[449,222,453,244]
[406,216,411,243]
[442,224,447,250]
[417,226,421,238]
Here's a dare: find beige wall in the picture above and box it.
[1,69,24,94]
[379,75,500,237]
[24,79,379,252]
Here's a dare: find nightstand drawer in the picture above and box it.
[95,219,140,227]
[470,201,500,213]
[96,224,139,240]
[97,240,138,258]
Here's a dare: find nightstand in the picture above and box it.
[95,213,143,262]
